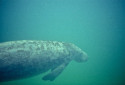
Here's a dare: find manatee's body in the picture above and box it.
[0,40,88,82]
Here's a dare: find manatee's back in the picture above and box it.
[0,40,46,67]
[0,41,32,81]
[0,41,18,68]
[0,40,49,82]
[0,41,31,68]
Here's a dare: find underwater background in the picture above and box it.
[0,0,124,85]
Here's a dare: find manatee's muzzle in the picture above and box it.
[81,51,88,62]
[81,54,88,62]
[74,51,88,63]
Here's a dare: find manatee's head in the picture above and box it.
[68,43,88,63]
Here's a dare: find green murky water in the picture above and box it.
[0,0,124,85]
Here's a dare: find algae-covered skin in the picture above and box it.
[0,40,88,82]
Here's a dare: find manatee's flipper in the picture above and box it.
[42,63,68,81]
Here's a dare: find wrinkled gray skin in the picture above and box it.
[0,40,88,82]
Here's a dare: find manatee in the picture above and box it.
[0,40,88,82]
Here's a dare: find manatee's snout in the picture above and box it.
[68,43,88,63]
[80,51,88,62]
[74,51,88,63]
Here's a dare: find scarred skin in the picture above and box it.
[0,40,88,82]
